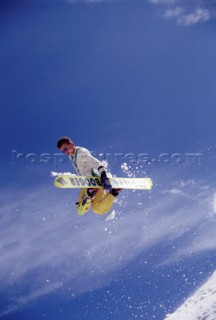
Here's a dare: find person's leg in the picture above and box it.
[92,189,116,215]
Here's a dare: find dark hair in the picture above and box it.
[57,136,73,148]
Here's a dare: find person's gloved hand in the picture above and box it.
[100,170,112,191]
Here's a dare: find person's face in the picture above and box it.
[59,143,75,156]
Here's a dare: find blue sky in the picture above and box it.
[1,0,216,319]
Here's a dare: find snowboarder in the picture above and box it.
[57,136,121,215]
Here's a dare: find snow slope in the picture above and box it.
[165,271,216,320]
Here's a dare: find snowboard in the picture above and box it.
[54,174,153,190]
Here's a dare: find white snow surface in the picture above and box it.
[165,271,216,320]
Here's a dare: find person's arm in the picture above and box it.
[98,165,112,191]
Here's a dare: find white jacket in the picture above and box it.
[69,146,103,176]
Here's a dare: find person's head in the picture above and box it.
[57,136,75,155]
